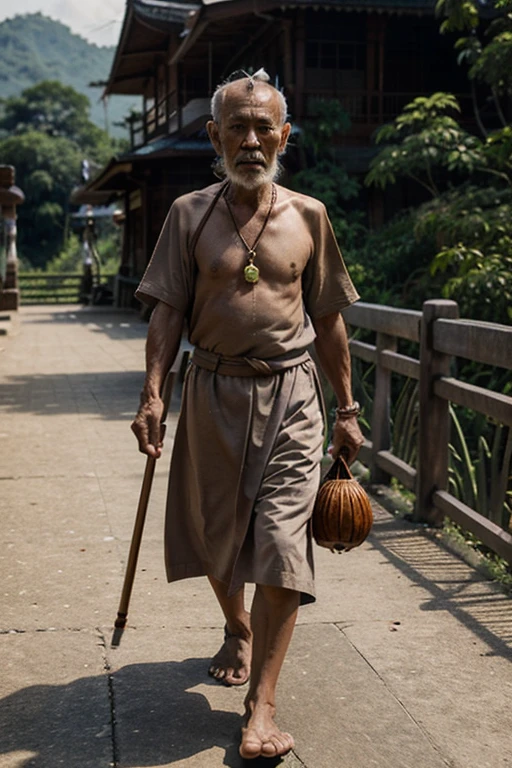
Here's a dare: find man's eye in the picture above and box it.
[258,126,273,133]
[230,124,244,131]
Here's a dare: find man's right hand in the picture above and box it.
[131,395,165,459]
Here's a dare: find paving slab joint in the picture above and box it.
[332,624,452,766]
[97,629,119,768]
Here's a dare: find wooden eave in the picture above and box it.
[104,1,198,96]
[170,0,437,65]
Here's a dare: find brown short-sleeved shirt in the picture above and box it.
[136,182,359,358]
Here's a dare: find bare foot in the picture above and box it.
[240,701,294,759]
[208,625,252,686]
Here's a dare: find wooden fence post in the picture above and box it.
[370,332,397,484]
[415,299,459,524]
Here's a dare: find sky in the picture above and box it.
[0,0,127,47]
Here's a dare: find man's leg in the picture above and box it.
[207,575,252,685]
[240,584,300,759]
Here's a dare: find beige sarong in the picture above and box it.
[165,350,324,603]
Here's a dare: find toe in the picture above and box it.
[239,740,262,759]
[209,666,225,679]
[282,732,294,751]
[261,732,293,757]
[240,730,263,759]
[261,739,279,757]
[225,668,249,686]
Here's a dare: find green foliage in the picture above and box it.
[364,85,512,322]
[0,129,83,266]
[437,1,512,121]
[45,230,121,275]
[392,379,419,468]
[0,13,138,137]
[366,93,484,196]
[347,211,440,309]
[448,405,511,529]
[0,80,111,156]
[0,81,122,164]
[298,98,352,157]
[44,234,82,272]
[291,98,365,250]
[436,0,480,32]
[0,78,125,268]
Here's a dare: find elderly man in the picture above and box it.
[132,69,363,760]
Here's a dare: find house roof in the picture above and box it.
[105,0,438,95]
[169,0,437,66]
[71,135,214,203]
[104,0,200,96]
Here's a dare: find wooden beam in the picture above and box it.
[349,339,377,364]
[435,377,512,426]
[380,350,420,380]
[344,302,421,342]
[434,490,512,565]
[434,318,512,369]
[376,450,417,491]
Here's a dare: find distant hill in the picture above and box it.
[0,13,139,138]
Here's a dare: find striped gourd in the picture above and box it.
[313,456,373,552]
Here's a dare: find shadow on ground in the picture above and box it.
[19,307,149,342]
[0,371,146,419]
[0,658,272,767]
[369,515,512,660]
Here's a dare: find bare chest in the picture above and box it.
[194,205,312,286]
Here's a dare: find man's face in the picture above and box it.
[207,82,291,190]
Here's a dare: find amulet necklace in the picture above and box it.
[224,183,277,284]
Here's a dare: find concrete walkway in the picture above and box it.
[0,305,511,768]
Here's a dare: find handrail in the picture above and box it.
[345,298,512,565]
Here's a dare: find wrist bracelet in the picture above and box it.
[336,401,361,419]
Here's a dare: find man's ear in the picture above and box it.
[206,120,222,155]
[278,122,292,153]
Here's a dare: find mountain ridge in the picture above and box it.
[0,13,137,138]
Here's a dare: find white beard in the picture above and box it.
[224,155,279,190]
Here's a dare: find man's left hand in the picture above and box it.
[331,416,365,465]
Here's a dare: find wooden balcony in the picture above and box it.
[129,89,210,150]
[128,87,475,151]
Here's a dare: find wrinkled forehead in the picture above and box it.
[219,80,282,122]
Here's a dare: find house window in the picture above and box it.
[306,40,366,73]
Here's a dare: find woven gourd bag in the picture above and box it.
[313,455,373,552]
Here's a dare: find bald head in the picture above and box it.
[211,70,288,125]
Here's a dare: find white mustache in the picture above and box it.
[236,153,266,166]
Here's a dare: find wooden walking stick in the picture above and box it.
[111,371,174,647]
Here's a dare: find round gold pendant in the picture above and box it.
[244,264,260,283]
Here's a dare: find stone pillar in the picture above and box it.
[0,165,25,312]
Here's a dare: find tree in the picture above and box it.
[364,0,512,324]
[437,0,512,134]
[0,81,125,268]
[291,98,364,249]
[365,93,484,197]
[0,80,119,163]
[0,130,83,267]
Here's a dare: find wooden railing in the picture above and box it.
[18,273,83,305]
[129,89,180,149]
[344,299,512,565]
[303,91,474,127]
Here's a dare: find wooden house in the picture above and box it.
[74,0,473,306]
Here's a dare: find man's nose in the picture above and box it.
[242,128,260,147]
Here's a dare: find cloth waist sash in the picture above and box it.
[191,347,312,377]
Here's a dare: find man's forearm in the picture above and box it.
[142,301,185,402]
[312,312,354,407]
[312,311,363,463]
